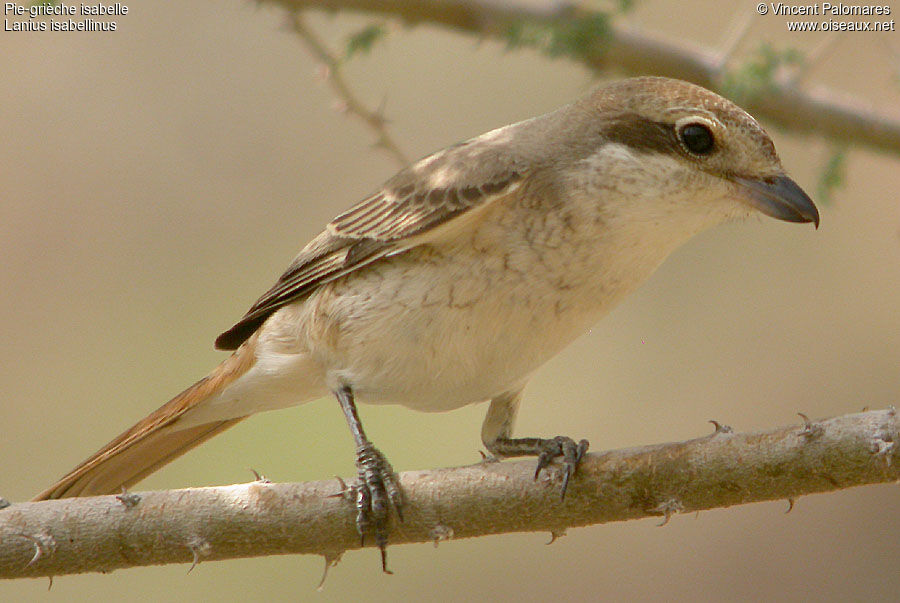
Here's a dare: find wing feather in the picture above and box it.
[215,131,527,350]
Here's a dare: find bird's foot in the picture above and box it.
[534,436,589,499]
[353,442,403,573]
[489,435,589,500]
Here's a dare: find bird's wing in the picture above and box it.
[215,129,527,350]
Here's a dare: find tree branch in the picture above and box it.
[268,0,900,155]
[2,409,897,579]
[288,12,409,166]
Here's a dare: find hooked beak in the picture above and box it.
[733,174,819,228]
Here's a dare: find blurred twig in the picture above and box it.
[788,31,839,86]
[271,0,900,156]
[2,409,897,579]
[288,12,409,166]
[714,12,755,71]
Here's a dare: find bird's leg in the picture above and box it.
[335,385,402,573]
[481,390,589,500]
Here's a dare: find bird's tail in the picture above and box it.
[32,340,258,501]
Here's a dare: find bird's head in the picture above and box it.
[571,77,818,231]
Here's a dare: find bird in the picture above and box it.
[34,77,818,569]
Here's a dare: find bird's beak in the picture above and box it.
[733,174,819,228]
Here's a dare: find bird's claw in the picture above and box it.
[353,442,403,573]
[533,436,589,500]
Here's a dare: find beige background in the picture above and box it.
[3,1,900,600]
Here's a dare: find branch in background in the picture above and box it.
[268,0,900,156]
[288,12,409,166]
[2,409,897,580]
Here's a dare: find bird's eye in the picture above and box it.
[679,123,715,155]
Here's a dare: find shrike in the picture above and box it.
[35,77,819,567]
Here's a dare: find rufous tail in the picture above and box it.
[33,339,257,501]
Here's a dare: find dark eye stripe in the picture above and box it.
[601,113,681,156]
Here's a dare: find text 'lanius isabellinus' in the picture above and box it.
[35,77,819,568]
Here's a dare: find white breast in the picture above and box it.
[298,193,675,412]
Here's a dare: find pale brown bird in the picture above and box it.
[34,77,818,568]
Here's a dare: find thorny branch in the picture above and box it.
[3,0,897,584]
[270,0,900,156]
[288,12,409,166]
[1,409,897,579]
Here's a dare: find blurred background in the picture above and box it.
[3,1,900,600]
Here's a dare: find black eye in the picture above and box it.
[679,123,715,155]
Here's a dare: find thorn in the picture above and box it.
[652,499,684,526]
[872,438,895,465]
[375,94,390,124]
[249,468,271,483]
[370,109,387,129]
[380,546,393,575]
[187,538,211,574]
[372,135,390,151]
[47,576,53,591]
[709,420,733,434]
[314,64,331,82]
[21,531,56,569]
[786,498,796,513]
[316,551,344,591]
[116,487,141,509]
[334,474,348,491]
[428,524,454,547]
[797,413,824,439]
[479,451,499,464]
[331,99,349,114]
[25,538,43,568]
[327,475,354,500]
[715,12,755,69]
[546,529,566,545]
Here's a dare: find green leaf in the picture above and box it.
[816,144,847,205]
[504,13,611,61]
[720,43,804,104]
[344,24,387,61]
